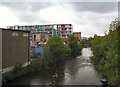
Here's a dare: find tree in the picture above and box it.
[45,36,65,67]
[90,18,119,85]
[67,34,79,58]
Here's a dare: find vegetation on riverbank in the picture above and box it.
[67,34,82,57]
[43,35,82,69]
[89,18,119,85]
[2,60,43,84]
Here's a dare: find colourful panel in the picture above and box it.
[57,32,61,35]
[38,26,40,31]
[34,26,36,30]
[42,26,44,30]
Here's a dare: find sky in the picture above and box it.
[0,1,118,37]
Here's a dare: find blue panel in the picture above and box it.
[32,45,44,57]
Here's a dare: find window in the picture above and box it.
[77,37,78,40]
[12,32,18,36]
[23,33,28,37]
[34,35,36,41]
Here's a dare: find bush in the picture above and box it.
[31,55,36,59]
[4,72,14,81]
[67,34,79,58]
[64,47,72,60]
[12,63,22,74]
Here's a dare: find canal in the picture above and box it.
[7,48,102,85]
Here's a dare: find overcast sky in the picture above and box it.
[0,1,118,37]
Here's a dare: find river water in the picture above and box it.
[7,48,102,86]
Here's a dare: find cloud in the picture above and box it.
[0,5,20,27]
[71,10,117,37]
[66,2,118,13]
[0,2,53,12]
[38,6,76,24]
[0,2,118,37]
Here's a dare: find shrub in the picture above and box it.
[12,63,22,74]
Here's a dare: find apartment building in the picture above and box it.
[7,25,57,46]
[7,24,73,42]
[56,24,73,41]
[7,25,56,36]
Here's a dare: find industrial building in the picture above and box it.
[0,28,30,73]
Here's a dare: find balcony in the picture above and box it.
[65,26,71,28]
[62,33,66,36]
[45,25,53,29]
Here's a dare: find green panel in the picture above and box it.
[34,26,36,30]
[38,26,40,31]
[42,26,44,30]
[57,32,61,35]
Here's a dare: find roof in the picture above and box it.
[32,31,49,34]
[0,28,30,33]
[73,32,81,34]
[6,24,73,27]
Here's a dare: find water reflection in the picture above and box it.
[47,65,65,86]
[7,48,102,85]
[62,48,101,85]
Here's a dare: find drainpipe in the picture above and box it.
[28,31,31,65]
[0,29,2,86]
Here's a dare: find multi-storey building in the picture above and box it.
[56,24,73,41]
[7,24,73,42]
[7,25,57,37]
[7,25,57,46]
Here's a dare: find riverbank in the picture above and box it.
[90,26,119,86]
[3,60,65,85]
[4,48,103,86]
[2,58,44,85]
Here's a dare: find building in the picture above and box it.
[7,24,73,42]
[32,31,49,46]
[73,32,81,41]
[0,28,30,73]
[56,24,73,41]
[7,25,57,37]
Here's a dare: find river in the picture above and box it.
[7,48,102,86]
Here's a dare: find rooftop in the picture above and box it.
[0,28,30,33]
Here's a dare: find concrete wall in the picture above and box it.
[2,30,30,70]
[36,34,40,42]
